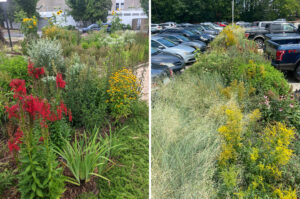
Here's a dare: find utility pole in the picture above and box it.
[0,0,13,51]
[232,0,234,24]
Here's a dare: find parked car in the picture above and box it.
[194,24,219,35]
[185,27,214,42]
[265,33,300,80]
[151,36,196,64]
[151,64,172,82]
[245,22,298,48]
[152,24,163,33]
[160,22,176,29]
[236,21,252,28]
[151,48,185,73]
[251,21,272,29]
[80,24,100,33]
[158,33,206,51]
[216,22,227,27]
[161,28,206,42]
[201,22,223,31]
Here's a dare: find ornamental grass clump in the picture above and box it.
[107,67,141,119]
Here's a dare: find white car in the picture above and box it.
[160,22,177,29]
[151,36,196,64]
[151,24,163,33]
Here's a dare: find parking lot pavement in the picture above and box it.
[286,73,300,91]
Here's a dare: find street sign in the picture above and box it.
[0,0,7,2]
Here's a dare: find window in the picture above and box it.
[121,3,124,9]
[116,3,119,10]
[283,24,295,31]
[271,24,281,30]
[157,39,176,47]
[151,40,161,48]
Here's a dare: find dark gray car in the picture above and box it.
[158,34,206,52]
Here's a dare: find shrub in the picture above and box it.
[64,56,107,129]
[0,165,16,195]
[54,128,112,185]
[217,103,297,198]
[0,55,29,91]
[81,42,89,49]
[107,67,141,119]
[27,38,65,75]
[49,118,73,149]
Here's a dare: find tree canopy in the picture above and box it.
[140,0,149,16]
[13,0,39,17]
[152,0,300,23]
[66,0,112,23]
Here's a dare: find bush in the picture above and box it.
[27,38,65,75]
[49,119,73,149]
[0,55,29,91]
[64,56,107,129]
[107,67,141,119]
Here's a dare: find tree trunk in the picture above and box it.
[0,27,6,43]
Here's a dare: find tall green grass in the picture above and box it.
[152,72,228,198]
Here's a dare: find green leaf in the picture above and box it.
[24,165,31,174]
[36,188,44,197]
[31,183,36,192]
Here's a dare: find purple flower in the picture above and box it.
[289,104,294,108]
[279,108,283,112]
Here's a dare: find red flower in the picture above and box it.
[28,60,45,79]
[39,136,44,142]
[22,95,42,120]
[5,104,20,119]
[9,79,26,100]
[8,128,23,153]
[56,73,66,88]
[68,109,72,122]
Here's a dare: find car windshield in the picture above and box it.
[157,38,176,47]
[175,35,190,41]
[151,48,160,55]
[203,25,214,30]
[183,30,194,36]
[88,24,97,28]
[165,36,179,43]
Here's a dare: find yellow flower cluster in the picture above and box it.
[218,103,243,166]
[57,10,63,15]
[107,67,140,119]
[274,187,297,199]
[42,25,60,39]
[221,80,246,102]
[223,28,237,47]
[22,16,37,27]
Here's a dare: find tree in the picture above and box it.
[66,0,112,23]
[0,27,5,43]
[140,0,148,16]
[13,0,39,17]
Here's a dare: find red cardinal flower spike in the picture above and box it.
[9,79,26,100]
[56,73,66,88]
[28,60,45,79]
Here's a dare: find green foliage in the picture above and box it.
[66,0,111,23]
[0,164,16,195]
[0,55,28,91]
[98,101,149,198]
[49,119,73,149]
[54,128,112,185]
[152,72,224,198]
[152,0,300,23]
[110,15,123,33]
[81,42,89,49]
[27,38,65,75]
[18,138,65,199]
[13,0,39,17]
[63,56,107,129]
[140,0,149,16]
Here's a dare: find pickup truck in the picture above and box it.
[265,33,300,80]
[245,22,298,48]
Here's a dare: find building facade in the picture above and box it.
[37,0,147,26]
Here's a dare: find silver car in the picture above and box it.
[158,34,206,52]
[151,36,196,64]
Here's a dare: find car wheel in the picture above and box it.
[255,38,264,49]
[294,63,300,82]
